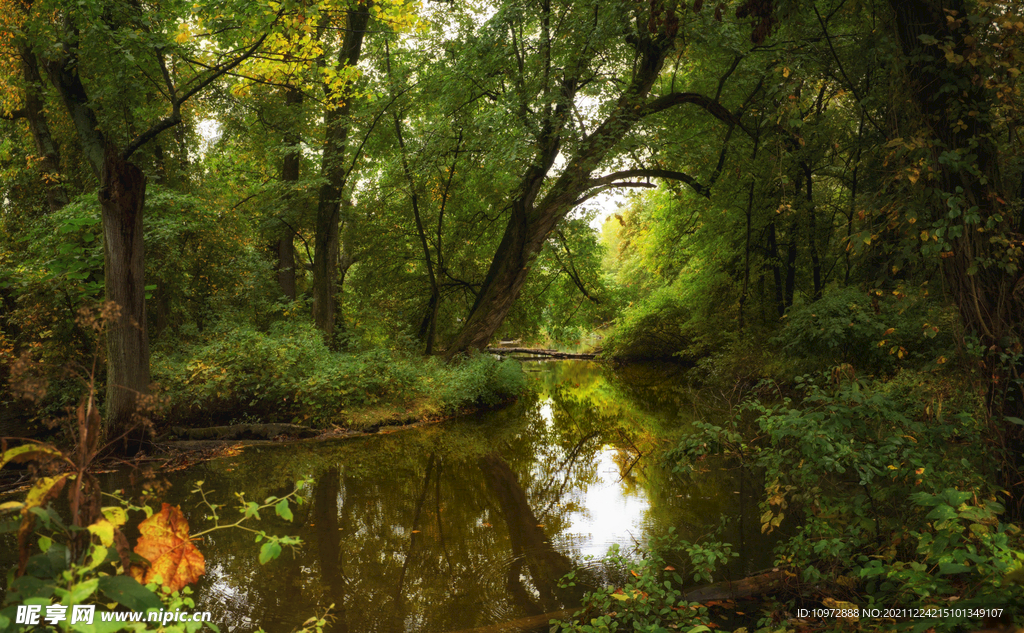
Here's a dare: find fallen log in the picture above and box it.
[445,570,790,633]
[486,347,598,360]
[166,423,319,441]
[683,569,789,603]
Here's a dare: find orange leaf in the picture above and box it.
[131,503,204,592]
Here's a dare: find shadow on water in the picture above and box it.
[3,361,775,632]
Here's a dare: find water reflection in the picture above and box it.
[142,362,771,631]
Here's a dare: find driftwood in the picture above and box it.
[166,423,319,441]
[682,569,789,603]
[445,570,790,633]
[486,347,599,360]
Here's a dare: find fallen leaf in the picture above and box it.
[131,503,205,592]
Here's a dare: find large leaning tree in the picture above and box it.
[437,0,744,357]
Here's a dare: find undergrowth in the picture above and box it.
[151,322,527,427]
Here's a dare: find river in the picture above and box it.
[148,361,773,632]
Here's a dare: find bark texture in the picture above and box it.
[99,149,152,454]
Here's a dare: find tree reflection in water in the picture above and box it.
[154,361,770,632]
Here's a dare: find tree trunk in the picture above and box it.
[784,239,797,312]
[43,49,151,454]
[275,233,297,301]
[889,0,1024,507]
[18,45,69,213]
[739,181,754,330]
[803,162,822,300]
[275,87,302,301]
[100,149,152,455]
[767,221,785,318]
[335,197,358,345]
[312,2,371,341]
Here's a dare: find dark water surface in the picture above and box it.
[4,361,775,632]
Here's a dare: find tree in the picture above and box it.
[17,0,279,452]
[311,0,373,340]
[437,0,743,356]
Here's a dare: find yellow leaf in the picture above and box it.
[25,475,71,512]
[1,444,70,470]
[88,519,116,547]
[102,506,128,527]
[0,501,24,513]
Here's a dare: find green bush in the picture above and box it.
[434,351,528,409]
[553,534,736,633]
[671,374,1024,631]
[775,286,957,374]
[153,324,526,425]
[604,287,693,360]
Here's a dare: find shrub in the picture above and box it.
[153,325,526,425]
[775,286,957,374]
[671,374,1024,630]
[604,287,693,360]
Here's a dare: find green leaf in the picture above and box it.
[97,575,163,612]
[939,489,972,507]
[259,541,282,564]
[938,562,971,575]
[274,499,293,522]
[66,577,100,604]
[926,504,958,521]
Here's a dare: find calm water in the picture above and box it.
[4,361,774,632]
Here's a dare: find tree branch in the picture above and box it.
[588,168,709,197]
[121,14,281,161]
[638,92,747,133]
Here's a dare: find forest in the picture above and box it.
[2,0,1024,630]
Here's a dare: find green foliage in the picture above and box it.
[671,373,1024,630]
[153,323,526,425]
[0,196,103,350]
[553,538,734,633]
[603,286,693,360]
[434,351,529,409]
[776,286,958,373]
[0,439,306,632]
